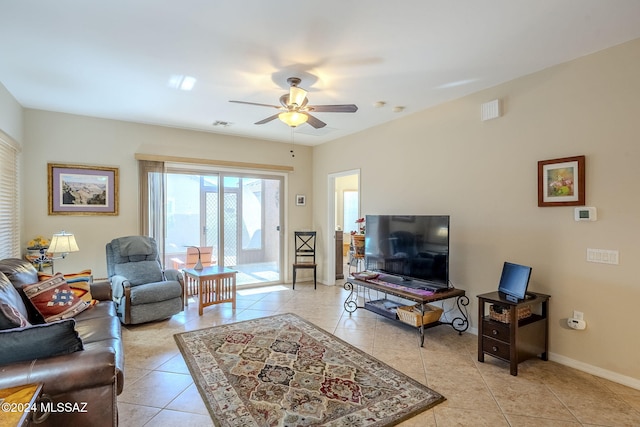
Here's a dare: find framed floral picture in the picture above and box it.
[537,155,585,207]
[48,163,119,215]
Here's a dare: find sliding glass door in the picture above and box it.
[163,169,283,286]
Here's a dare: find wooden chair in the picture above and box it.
[292,231,317,289]
[172,246,215,270]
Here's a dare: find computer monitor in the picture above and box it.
[498,262,532,303]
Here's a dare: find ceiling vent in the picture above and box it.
[212,120,232,127]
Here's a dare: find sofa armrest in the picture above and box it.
[164,268,183,282]
[109,275,130,304]
[0,347,118,396]
[90,279,112,301]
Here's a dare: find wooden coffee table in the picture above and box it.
[182,266,237,315]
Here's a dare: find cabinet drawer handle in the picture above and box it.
[492,329,499,335]
[492,346,498,352]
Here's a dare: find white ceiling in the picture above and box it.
[2,1,640,146]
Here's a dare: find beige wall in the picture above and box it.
[21,110,313,279]
[2,36,638,387]
[313,39,640,384]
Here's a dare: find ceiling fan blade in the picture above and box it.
[308,104,358,113]
[305,113,327,129]
[229,100,281,109]
[255,113,280,125]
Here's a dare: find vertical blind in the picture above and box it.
[0,133,20,258]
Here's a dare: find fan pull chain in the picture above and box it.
[290,127,295,157]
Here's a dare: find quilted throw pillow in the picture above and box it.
[38,269,93,303]
[23,273,90,322]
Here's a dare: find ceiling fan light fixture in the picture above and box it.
[289,86,307,107]
[279,111,308,127]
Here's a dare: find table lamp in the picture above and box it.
[185,246,203,270]
[48,231,80,259]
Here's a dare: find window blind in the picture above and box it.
[0,133,20,258]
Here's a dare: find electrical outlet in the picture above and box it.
[573,310,584,321]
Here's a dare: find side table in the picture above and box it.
[182,266,237,315]
[0,383,48,426]
[477,291,550,376]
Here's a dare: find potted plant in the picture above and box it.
[25,235,52,270]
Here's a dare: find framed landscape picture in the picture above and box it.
[537,155,585,207]
[48,163,119,215]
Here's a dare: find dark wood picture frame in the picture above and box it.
[537,155,585,207]
[48,163,119,215]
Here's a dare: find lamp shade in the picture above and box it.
[278,111,308,127]
[289,86,307,107]
[48,231,79,254]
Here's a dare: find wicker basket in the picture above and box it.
[489,304,532,323]
[397,304,443,327]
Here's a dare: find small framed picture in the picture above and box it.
[296,194,306,206]
[538,155,585,207]
[48,163,119,215]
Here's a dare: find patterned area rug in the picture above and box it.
[174,313,445,426]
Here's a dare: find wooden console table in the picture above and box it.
[344,276,469,346]
[477,291,550,376]
[182,266,237,316]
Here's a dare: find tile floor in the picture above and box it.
[117,282,640,426]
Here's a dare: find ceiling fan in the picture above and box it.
[229,77,358,128]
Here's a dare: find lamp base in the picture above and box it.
[194,259,203,270]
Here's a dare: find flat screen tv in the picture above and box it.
[364,215,449,288]
[498,262,532,302]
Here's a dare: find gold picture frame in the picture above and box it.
[48,163,119,215]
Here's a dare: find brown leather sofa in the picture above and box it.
[0,258,123,426]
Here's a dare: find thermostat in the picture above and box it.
[574,207,597,221]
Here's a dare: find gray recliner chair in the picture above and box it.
[106,236,183,324]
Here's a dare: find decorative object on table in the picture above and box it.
[25,235,52,271]
[174,313,445,427]
[352,271,379,281]
[48,163,119,215]
[184,246,203,270]
[354,217,365,234]
[537,155,585,207]
[295,194,306,206]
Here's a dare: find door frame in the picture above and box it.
[327,169,360,286]
[165,163,287,285]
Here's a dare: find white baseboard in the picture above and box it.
[549,353,640,391]
[467,329,639,391]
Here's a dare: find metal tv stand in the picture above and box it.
[343,274,469,346]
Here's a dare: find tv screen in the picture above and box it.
[364,215,449,288]
[497,262,532,302]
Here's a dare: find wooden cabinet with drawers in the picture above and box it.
[477,291,550,376]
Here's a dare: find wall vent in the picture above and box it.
[481,99,501,121]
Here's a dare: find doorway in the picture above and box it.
[327,169,360,285]
[165,170,284,286]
